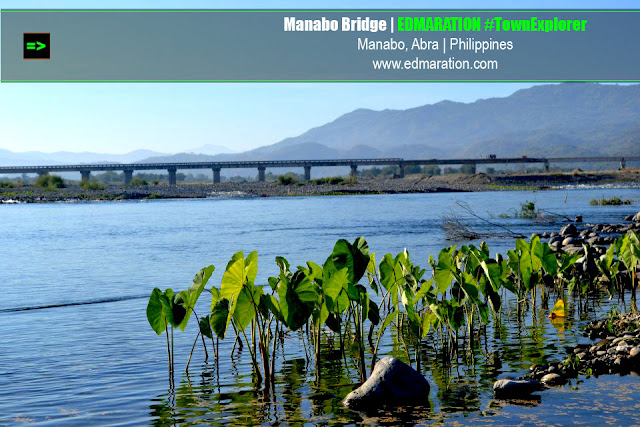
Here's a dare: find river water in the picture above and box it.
[0,188,639,425]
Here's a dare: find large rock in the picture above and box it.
[541,373,566,386]
[493,379,543,397]
[633,212,640,223]
[342,357,430,409]
[560,224,578,236]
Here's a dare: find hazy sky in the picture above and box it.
[1,0,637,154]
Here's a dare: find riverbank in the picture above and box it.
[1,169,638,203]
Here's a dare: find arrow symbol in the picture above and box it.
[26,41,46,50]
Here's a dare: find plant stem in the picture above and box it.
[185,331,200,374]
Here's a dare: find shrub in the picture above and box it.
[34,174,65,190]
[277,174,298,186]
[80,181,105,190]
[590,196,632,206]
[0,181,15,189]
[129,177,148,187]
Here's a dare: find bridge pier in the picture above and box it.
[37,170,49,177]
[304,165,311,181]
[350,164,358,179]
[620,157,626,170]
[544,160,550,172]
[258,166,266,182]
[167,168,177,186]
[212,168,221,184]
[123,170,133,185]
[397,163,405,178]
[80,170,91,183]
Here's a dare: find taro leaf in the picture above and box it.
[275,256,290,275]
[268,276,279,291]
[413,279,434,305]
[380,309,398,335]
[534,241,557,276]
[262,294,285,323]
[177,265,215,331]
[368,300,380,325]
[210,298,232,339]
[147,288,168,335]
[210,286,221,311]
[233,286,261,331]
[325,312,342,333]
[305,261,324,285]
[173,291,190,330]
[366,252,379,295]
[278,270,315,331]
[199,315,213,339]
[461,272,480,302]
[434,247,456,294]
[312,301,330,329]
[421,311,435,338]
[477,302,490,324]
[323,268,349,312]
[550,299,565,318]
[379,254,403,307]
[221,252,246,308]
[332,238,370,286]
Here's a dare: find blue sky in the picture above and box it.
[1,0,638,154]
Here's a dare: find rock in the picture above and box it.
[550,236,564,245]
[562,237,581,246]
[541,373,566,386]
[560,224,578,236]
[493,379,543,397]
[626,215,634,221]
[541,232,550,238]
[575,215,583,223]
[550,232,558,238]
[630,347,640,358]
[342,356,430,409]
[633,212,640,222]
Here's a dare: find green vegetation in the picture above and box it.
[79,181,105,190]
[494,200,540,219]
[277,173,299,186]
[311,176,345,185]
[0,181,15,189]
[590,196,632,206]
[34,174,65,190]
[146,230,640,391]
[129,177,149,187]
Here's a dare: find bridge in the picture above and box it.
[0,156,636,186]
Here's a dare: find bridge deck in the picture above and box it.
[0,156,637,175]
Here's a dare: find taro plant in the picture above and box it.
[146,264,214,385]
[618,231,640,309]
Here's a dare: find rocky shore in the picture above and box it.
[492,212,640,398]
[1,169,638,204]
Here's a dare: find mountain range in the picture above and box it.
[1,83,638,169]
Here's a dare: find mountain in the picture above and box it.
[137,83,640,165]
[2,84,638,171]
[184,144,237,155]
[0,149,169,166]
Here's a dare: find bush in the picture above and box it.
[0,181,15,189]
[590,196,632,206]
[34,174,65,190]
[311,176,345,185]
[80,181,105,190]
[277,174,298,186]
[129,177,148,187]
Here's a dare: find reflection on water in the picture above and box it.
[0,189,639,425]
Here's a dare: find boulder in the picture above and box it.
[342,357,430,409]
[541,373,566,386]
[560,224,578,236]
[562,237,581,246]
[633,212,640,223]
[493,379,543,397]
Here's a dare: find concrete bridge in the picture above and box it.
[0,156,637,186]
